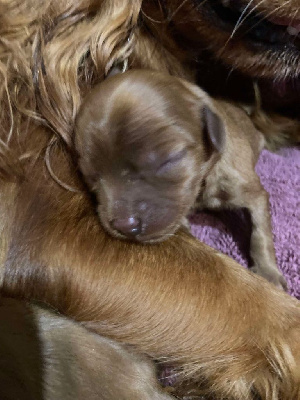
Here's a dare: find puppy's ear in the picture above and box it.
[202,105,226,154]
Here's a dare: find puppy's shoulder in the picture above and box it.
[214,99,264,157]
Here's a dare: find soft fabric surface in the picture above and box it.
[190,147,300,299]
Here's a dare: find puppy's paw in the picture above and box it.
[250,265,288,291]
[268,273,288,292]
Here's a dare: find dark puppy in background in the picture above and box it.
[75,69,286,290]
[0,297,173,400]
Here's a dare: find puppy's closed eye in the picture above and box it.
[156,149,187,176]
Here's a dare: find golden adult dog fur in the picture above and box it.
[0,297,172,400]
[0,1,299,399]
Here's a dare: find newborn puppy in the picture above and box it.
[75,69,286,290]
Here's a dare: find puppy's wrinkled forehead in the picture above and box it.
[77,71,202,172]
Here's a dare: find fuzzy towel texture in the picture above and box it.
[189,147,300,299]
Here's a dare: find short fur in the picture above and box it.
[75,69,286,290]
[0,297,172,400]
[0,1,299,399]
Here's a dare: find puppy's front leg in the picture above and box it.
[243,180,287,291]
[181,216,191,232]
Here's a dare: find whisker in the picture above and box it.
[225,66,235,84]
[141,0,191,24]
[230,0,256,39]
[167,0,190,21]
[167,0,211,22]
[242,2,295,39]
[222,0,293,54]
[222,0,269,50]
[229,0,269,39]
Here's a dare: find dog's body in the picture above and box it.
[1,138,300,399]
[0,297,173,400]
[0,0,299,399]
[75,69,285,289]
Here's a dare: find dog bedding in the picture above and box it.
[190,146,300,299]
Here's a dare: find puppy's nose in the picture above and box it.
[111,217,142,237]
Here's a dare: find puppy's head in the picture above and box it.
[75,70,225,243]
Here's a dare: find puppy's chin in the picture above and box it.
[99,215,183,244]
[135,230,177,244]
[140,219,191,244]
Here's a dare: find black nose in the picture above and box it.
[110,217,142,237]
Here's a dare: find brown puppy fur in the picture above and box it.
[0,297,172,400]
[0,1,300,399]
[75,69,286,290]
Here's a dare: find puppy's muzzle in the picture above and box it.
[110,217,142,238]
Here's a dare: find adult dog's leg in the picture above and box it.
[0,143,300,400]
